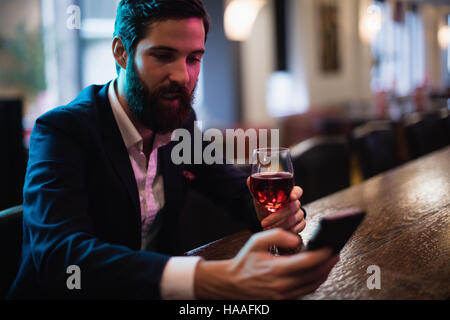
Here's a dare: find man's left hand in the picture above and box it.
[247,177,307,234]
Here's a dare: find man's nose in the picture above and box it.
[169,59,189,86]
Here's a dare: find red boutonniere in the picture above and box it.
[183,170,195,181]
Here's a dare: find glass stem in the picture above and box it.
[270,244,279,256]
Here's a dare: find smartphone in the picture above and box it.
[306,208,366,254]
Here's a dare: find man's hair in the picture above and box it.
[114,0,210,75]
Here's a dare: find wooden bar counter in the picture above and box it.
[186,146,450,299]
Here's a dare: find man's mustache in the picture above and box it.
[155,83,189,97]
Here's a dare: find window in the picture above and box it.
[79,0,119,87]
[371,2,425,96]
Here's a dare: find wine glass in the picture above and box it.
[249,148,294,255]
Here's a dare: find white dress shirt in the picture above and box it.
[108,80,201,300]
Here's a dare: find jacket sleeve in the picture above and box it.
[20,109,170,299]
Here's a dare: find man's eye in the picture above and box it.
[188,56,202,64]
[152,53,173,62]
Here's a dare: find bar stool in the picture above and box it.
[0,205,23,299]
[352,120,399,179]
[404,112,448,159]
[290,135,350,205]
[440,108,450,146]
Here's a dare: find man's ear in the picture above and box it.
[112,36,128,70]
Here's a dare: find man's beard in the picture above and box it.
[125,60,194,134]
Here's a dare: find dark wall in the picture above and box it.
[0,99,26,211]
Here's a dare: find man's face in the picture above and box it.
[125,18,205,133]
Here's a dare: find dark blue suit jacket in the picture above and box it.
[8,83,260,299]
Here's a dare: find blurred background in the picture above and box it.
[0,0,449,221]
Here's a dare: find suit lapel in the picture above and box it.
[95,83,141,233]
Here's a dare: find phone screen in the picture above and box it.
[306,208,366,254]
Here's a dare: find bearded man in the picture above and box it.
[8,0,337,300]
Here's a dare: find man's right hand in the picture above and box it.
[194,229,340,300]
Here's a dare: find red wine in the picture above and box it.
[250,172,294,213]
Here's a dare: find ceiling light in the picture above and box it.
[224,0,266,41]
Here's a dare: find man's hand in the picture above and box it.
[247,177,306,234]
[194,229,340,299]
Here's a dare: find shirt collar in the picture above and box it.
[108,79,172,152]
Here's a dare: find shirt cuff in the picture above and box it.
[160,256,203,300]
